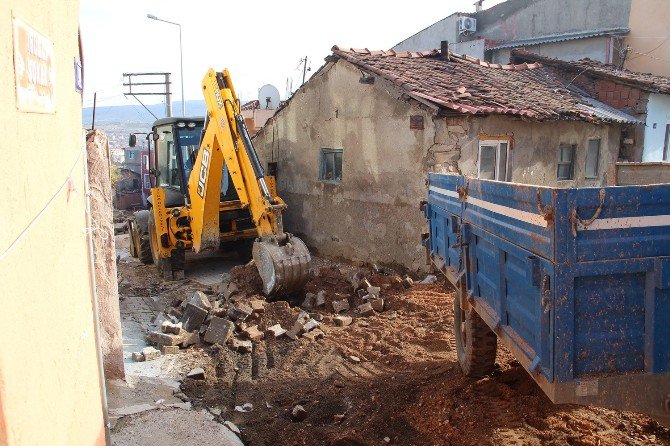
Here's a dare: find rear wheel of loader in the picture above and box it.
[253,234,311,296]
[148,211,183,280]
[133,210,153,265]
[453,289,497,377]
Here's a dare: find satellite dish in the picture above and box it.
[258,84,281,110]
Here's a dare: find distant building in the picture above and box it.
[241,99,278,136]
[123,147,142,174]
[393,0,670,77]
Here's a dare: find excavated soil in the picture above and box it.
[118,257,670,446]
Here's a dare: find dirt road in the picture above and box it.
[116,252,669,446]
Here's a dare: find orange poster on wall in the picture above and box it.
[12,17,56,113]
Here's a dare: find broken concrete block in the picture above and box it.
[418,275,437,284]
[148,331,180,346]
[250,299,265,313]
[402,275,414,288]
[179,330,200,348]
[302,318,319,332]
[367,286,381,298]
[370,298,384,313]
[189,291,212,310]
[285,321,303,340]
[187,367,206,380]
[234,403,253,413]
[291,405,307,421]
[220,282,239,300]
[358,302,374,316]
[142,346,161,361]
[181,302,209,332]
[160,344,179,355]
[131,351,145,362]
[267,324,286,338]
[243,325,264,341]
[161,321,182,335]
[315,291,326,307]
[296,311,311,325]
[333,414,346,423]
[167,307,183,321]
[303,329,325,342]
[349,355,361,363]
[204,317,234,344]
[228,303,253,322]
[209,407,222,417]
[334,315,353,327]
[302,292,316,309]
[332,299,350,313]
[231,338,253,353]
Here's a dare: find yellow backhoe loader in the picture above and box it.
[128,68,310,296]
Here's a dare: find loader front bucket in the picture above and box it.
[252,234,311,296]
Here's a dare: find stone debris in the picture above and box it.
[358,302,374,316]
[228,303,253,322]
[315,290,326,307]
[370,298,384,312]
[204,317,234,344]
[302,293,316,309]
[334,315,353,327]
[302,318,320,332]
[187,367,206,380]
[182,303,209,332]
[142,346,161,361]
[267,324,286,338]
[223,421,241,435]
[249,299,265,313]
[234,403,253,413]
[367,286,381,297]
[402,275,414,288]
[243,325,264,341]
[231,338,253,353]
[131,351,145,362]
[333,414,346,423]
[384,437,391,443]
[209,407,222,417]
[220,282,240,300]
[161,321,182,335]
[332,299,350,313]
[349,355,361,363]
[291,404,307,421]
[160,344,179,355]
[418,275,437,284]
[189,291,212,310]
[303,328,325,342]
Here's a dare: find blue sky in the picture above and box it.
[80,0,505,110]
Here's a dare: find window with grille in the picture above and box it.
[319,148,343,183]
[557,144,576,180]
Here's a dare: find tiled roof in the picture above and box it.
[511,50,670,94]
[331,46,635,123]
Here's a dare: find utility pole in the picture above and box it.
[147,14,185,116]
[301,56,309,85]
[122,72,172,119]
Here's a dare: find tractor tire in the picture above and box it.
[453,290,498,377]
[148,211,184,280]
[134,210,153,265]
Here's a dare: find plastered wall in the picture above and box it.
[0,1,106,445]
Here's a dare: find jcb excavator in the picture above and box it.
[128,69,310,296]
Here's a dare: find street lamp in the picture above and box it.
[147,14,186,116]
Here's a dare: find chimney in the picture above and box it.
[440,41,450,60]
[474,0,484,12]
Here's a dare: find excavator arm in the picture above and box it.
[187,68,310,295]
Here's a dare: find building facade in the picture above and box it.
[253,47,647,269]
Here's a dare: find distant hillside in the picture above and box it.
[81,100,207,126]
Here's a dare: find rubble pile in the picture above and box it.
[132,262,415,361]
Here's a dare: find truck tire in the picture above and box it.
[134,210,153,265]
[148,211,184,280]
[453,291,497,377]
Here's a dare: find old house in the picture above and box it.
[253,46,649,269]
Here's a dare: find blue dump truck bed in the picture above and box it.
[424,173,670,424]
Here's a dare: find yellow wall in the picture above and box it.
[0,1,106,445]
[625,0,670,76]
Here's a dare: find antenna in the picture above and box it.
[258,84,281,109]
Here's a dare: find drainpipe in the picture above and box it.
[83,131,112,446]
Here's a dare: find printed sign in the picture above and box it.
[13,17,56,113]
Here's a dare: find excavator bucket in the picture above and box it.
[252,234,311,296]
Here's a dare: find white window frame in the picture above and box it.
[477,138,511,182]
[143,173,151,190]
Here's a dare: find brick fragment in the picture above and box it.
[231,338,253,353]
[228,303,253,321]
[160,344,180,355]
[250,299,266,313]
[402,275,414,288]
[187,367,205,380]
[332,299,350,313]
[303,328,325,342]
[243,325,264,341]
[302,318,319,332]
[132,351,145,362]
[204,317,234,344]
[370,298,384,312]
[291,405,307,421]
[334,315,353,327]
[161,321,182,335]
[142,346,161,361]
[358,302,374,316]
[367,286,381,298]
[267,324,286,338]
[189,291,212,310]
[181,302,209,332]
[315,291,326,307]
